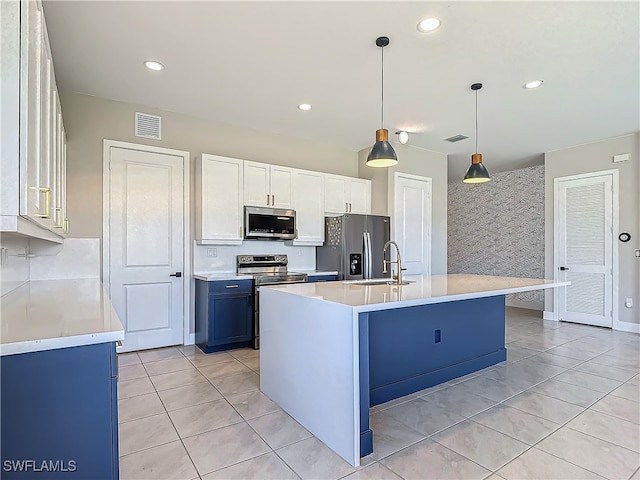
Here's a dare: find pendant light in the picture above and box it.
[366,36,398,168]
[463,83,491,183]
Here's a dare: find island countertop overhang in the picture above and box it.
[265,273,570,313]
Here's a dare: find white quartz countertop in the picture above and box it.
[0,279,124,356]
[193,271,338,281]
[266,274,570,313]
[194,273,254,281]
[292,270,339,276]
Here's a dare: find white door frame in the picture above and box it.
[102,140,193,345]
[391,171,432,275]
[553,169,620,330]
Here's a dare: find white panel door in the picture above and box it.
[270,165,294,209]
[244,160,269,207]
[109,147,184,351]
[348,178,371,214]
[293,170,324,245]
[393,173,431,275]
[557,173,613,327]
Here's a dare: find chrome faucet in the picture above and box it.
[382,240,406,285]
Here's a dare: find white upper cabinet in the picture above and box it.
[292,170,324,246]
[347,178,371,214]
[195,154,244,245]
[243,161,293,209]
[0,0,66,242]
[324,174,371,215]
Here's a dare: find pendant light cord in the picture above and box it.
[475,89,478,154]
[381,45,384,129]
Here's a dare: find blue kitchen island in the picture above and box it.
[259,274,568,466]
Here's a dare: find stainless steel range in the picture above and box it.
[237,254,308,349]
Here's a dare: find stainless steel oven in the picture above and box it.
[237,255,308,349]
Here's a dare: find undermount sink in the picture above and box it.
[346,279,414,286]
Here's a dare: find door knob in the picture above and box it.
[169,272,182,278]
[559,267,569,271]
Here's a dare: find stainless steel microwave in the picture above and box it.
[244,206,296,240]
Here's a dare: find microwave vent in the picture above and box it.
[135,112,162,140]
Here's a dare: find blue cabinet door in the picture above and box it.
[1,343,118,479]
[209,293,253,345]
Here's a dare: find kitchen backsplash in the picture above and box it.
[193,241,317,273]
[30,238,100,280]
[0,235,30,296]
[448,165,545,310]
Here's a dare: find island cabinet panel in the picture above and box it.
[363,295,506,407]
[1,342,119,479]
[195,279,253,353]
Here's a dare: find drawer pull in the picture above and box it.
[225,284,239,289]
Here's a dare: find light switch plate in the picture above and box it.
[207,248,217,258]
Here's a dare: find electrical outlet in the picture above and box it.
[635,249,640,258]
[625,298,633,308]
[298,248,304,256]
[207,248,217,258]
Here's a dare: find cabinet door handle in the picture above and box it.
[35,188,51,218]
[349,203,352,212]
[559,266,569,271]
[225,284,239,289]
[63,218,69,234]
[266,194,270,205]
[53,207,63,228]
[169,272,182,278]
[272,194,275,205]
[345,202,348,212]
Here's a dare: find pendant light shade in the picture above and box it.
[366,37,398,168]
[463,83,490,183]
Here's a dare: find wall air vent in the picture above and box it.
[135,112,162,140]
[444,134,468,143]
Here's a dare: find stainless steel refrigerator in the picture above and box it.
[316,214,391,280]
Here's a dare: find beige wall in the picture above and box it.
[544,133,639,326]
[60,92,359,238]
[358,144,448,274]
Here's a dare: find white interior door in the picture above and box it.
[556,172,614,327]
[109,146,184,352]
[393,173,431,275]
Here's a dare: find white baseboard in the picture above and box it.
[543,310,558,321]
[185,333,196,345]
[614,322,640,334]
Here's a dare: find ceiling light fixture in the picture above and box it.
[298,103,312,111]
[463,83,491,184]
[417,18,441,32]
[144,60,164,71]
[366,36,398,168]
[396,131,409,144]
[524,80,544,89]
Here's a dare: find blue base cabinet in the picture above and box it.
[308,275,338,283]
[1,342,119,479]
[195,279,253,353]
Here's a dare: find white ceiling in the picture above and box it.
[43,1,639,181]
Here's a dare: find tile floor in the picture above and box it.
[117,307,640,480]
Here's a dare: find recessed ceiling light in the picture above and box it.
[297,104,312,111]
[524,80,543,89]
[144,60,164,71]
[417,18,441,33]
